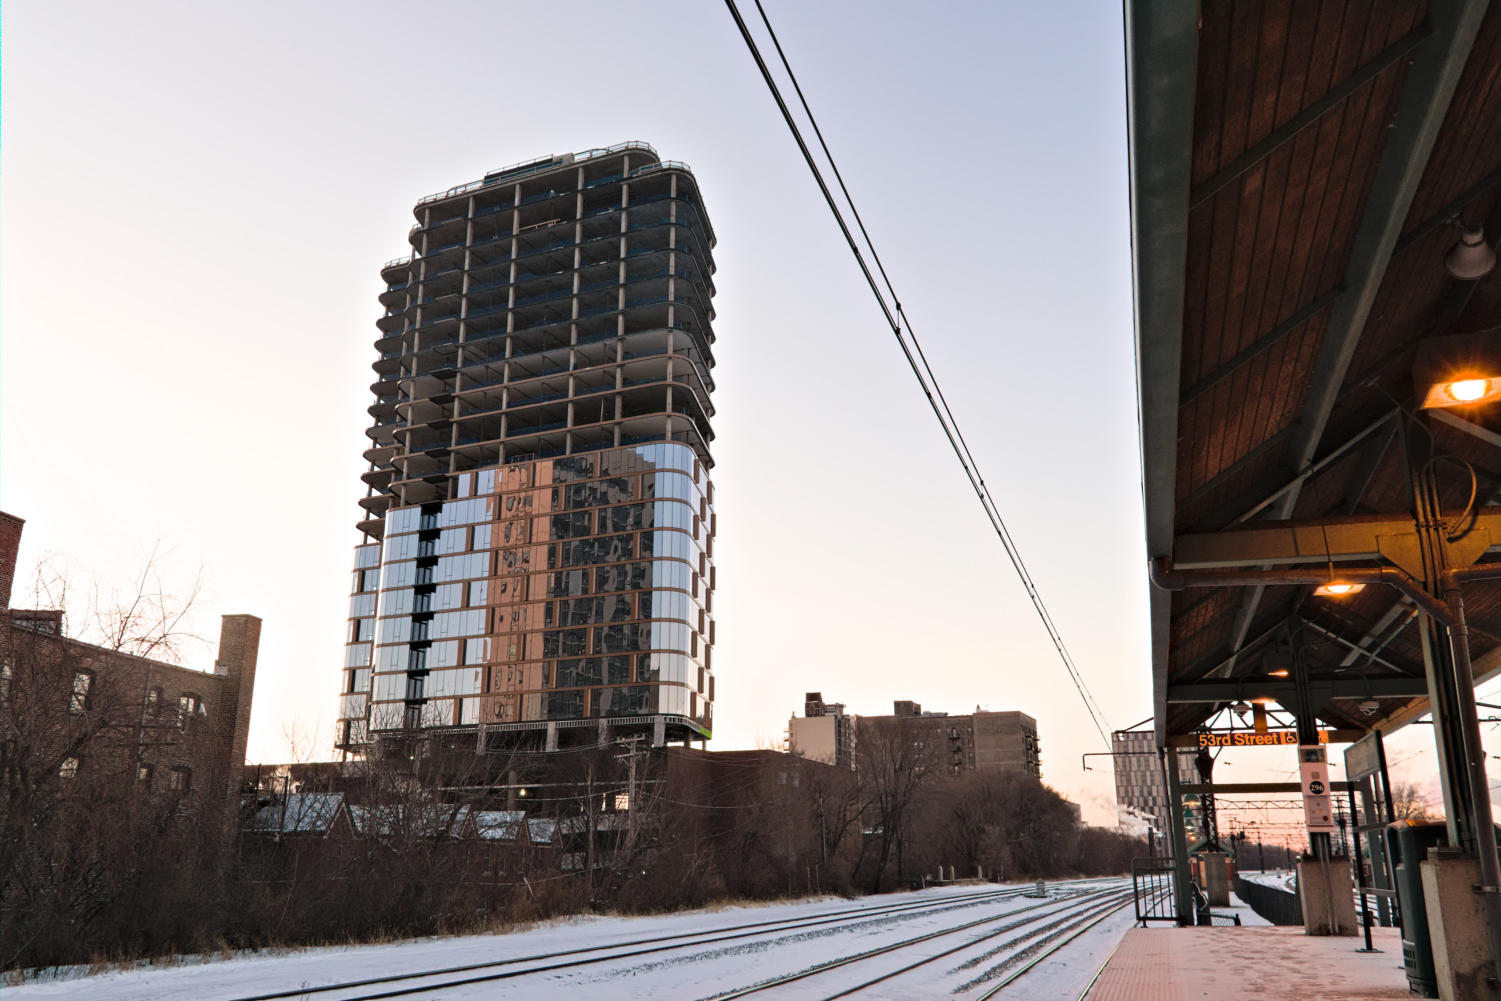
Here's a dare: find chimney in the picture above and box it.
[0,512,24,610]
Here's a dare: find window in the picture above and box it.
[179,692,204,724]
[0,658,11,704]
[69,671,94,713]
[168,766,191,793]
[59,757,80,779]
[137,763,154,784]
[147,687,162,715]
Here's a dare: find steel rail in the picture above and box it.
[224,881,1114,1001]
[697,884,1128,1001]
[815,891,1134,1001]
[973,895,1137,999]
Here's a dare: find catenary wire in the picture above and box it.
[724,0,1113,745]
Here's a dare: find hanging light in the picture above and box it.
[1314,582,1365,597]
[1414,331,1501,409]
[1446,224,1497,281]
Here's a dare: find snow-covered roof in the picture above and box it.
[246,793,345,835]
[347,802,471,839]
[473,810,525,841]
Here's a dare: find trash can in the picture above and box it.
[1384,820,1448,999]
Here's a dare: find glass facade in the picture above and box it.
[338,145,716,749]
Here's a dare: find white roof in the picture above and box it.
[473,810,525,841]
[246,793,344,834]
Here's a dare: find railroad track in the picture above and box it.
[223,878,1123,1001]
[698,883,1135,1000]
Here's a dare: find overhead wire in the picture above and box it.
[724,0,1113,747]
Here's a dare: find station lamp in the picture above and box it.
[1314,581,1365,597]
[1446,224,1496,281]
[1415,331,1501,409]
[1267,668,1290,678]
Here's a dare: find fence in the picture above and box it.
[1235,874,1304,926]
[1131,856,1179,925]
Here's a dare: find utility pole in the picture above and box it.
[615,735,646,854]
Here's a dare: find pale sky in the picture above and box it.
[5,1,1465,829]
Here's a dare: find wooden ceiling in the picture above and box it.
[1129,0,1501,741]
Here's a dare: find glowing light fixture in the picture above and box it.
[1250,696,1276,706]
[1422,375,1501,409]
[1314,582,1365,597]
[1267,668,1290,678]
[1415,332,1501,409]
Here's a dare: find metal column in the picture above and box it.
[1165,748,1195,925]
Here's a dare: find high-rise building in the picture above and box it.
[336,143,717,753]
[1111,730,1198,845]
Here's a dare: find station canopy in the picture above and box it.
[1128,0,1501,745]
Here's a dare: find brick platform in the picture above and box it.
[1086,926,1409,1000]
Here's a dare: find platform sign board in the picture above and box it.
[1299,744,1336,831]
[1343,731,1397,927]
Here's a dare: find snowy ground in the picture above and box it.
[1240,869,1297,892]
[5,879,1136,1000]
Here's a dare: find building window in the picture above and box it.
[138,763,154,784]
[69,670,94,713]
[168,766,191,793]
[147,687,162,715]
[0,658,11,704]
[178,692,204,726]
[59,757,80,779]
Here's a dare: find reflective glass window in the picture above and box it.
[464,637,491,663]
[384,533,419,562]
[430,641,459,668]
[387,508,420,535]
[435,583,464,610]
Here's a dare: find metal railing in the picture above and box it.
[1131,857,1179,925]
[416,142,660,207]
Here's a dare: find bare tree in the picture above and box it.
[0,561,214,969]
[854,718,938,893]
[1392,781,1437,822]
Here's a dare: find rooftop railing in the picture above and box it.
[415,142,660,208]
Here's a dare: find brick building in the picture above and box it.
[791,696,1042,779]
[0,511,261,836]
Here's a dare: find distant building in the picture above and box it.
[797,696,1041,779]
[866,700,1042,778]
[788,691,856,769]
[0,511,261,842]
[1111,729,1197,847]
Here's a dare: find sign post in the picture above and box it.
[1300,744,1337,832]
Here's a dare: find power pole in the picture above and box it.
[615,735,646,854]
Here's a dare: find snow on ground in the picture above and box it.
[1227,891,1274,926]
[4,879,1135,1001]
[982,904,1137,999]
[1240,870,1297,892]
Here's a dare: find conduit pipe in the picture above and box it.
[1149,558,1458,628]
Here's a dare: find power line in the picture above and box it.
[724,0,1112,747]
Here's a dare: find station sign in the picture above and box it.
[1299,744,1336,831]
[1192,729,1330,748]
